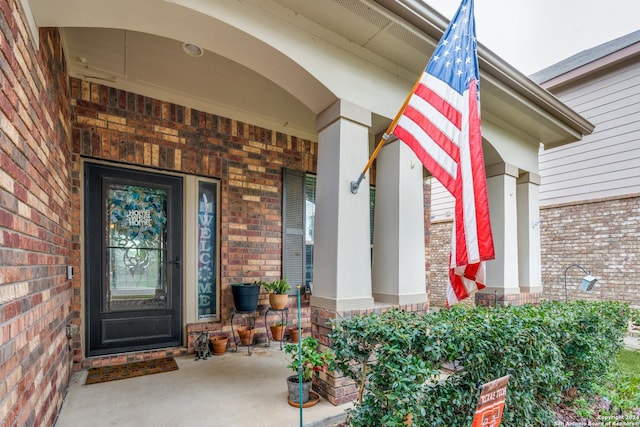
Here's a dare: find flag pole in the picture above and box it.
[350,75,423,194]
[296,286,303,426]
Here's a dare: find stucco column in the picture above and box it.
[517,172,542,293]
[310,99,374,312]
[371,140,427,304]
[478,162,520,302]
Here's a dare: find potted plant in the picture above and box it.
[263,278,291,310]
[270,321,287,341]
[231,281,263,312]
[284,336,334,404]
[287,325,300,343]
[236,325,255,346]
[209,334,228,356]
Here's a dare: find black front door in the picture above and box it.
[85,163,183,356]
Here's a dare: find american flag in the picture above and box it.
[391,0,494,306]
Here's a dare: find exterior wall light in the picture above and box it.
[564,264,598,302]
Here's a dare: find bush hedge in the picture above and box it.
[631,307,640,326]
[329,301,629,427]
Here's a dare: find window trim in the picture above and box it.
[185,175,221,323]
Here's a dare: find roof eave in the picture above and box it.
[535,42,640,91]
[478,47,595,137]
[374,0,595,142]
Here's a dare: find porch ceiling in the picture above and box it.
[27,0,592,146]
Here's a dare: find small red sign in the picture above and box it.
[471,375,510,427]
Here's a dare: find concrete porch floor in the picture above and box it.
[54,346,351,427]
[54,335,639,426]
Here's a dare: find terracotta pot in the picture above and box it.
[269,293,288,310]
[288,327,299,343]
[210,335,228,356]
[270,325,285,341]
[238,326,255,345]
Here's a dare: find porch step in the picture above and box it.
[81,347,189,370]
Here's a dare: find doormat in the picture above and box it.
[85,357,178,385]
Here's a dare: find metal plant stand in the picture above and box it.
[264,307,288,350]
[230,309,258,355]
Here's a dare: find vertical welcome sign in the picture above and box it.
[471,375,510,427]
[197,181,217,318]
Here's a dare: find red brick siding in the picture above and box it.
[428,221,453,308]
[540,195,640,305]
[311,303,429,405]
[429,221,487,307]
[0,7,72,426]
[428,196,640,308]
[69,79,318,358]
[183,296,312,356]
[80,347,189,370]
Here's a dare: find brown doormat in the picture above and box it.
[85,357,179,385]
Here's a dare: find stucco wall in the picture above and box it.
[0,9,72,427]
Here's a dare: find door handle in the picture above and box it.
[169,256,181,268]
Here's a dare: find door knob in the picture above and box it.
[169,256,181,268]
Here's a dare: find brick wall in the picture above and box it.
[311,303,429,405]
[0,4,72,425]
[69,78,317,360]
[428,221,451,308]
[428,196,640,309]
[540,195,640,305]
[429,220,475,308]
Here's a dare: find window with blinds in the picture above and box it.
[282,169,305,293]
[282,169,375,294]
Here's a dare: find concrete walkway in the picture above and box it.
[625,334,640,351]
[54,347,351,427]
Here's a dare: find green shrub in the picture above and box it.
[543,301,629,392]
[592,349,640,414]
[329,301,629,427]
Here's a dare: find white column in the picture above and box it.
[481,163,520,297]
[517,172,542,293]
[310,99,374,312]
[371,141,427,304]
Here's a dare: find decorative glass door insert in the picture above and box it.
[85,162,182,356]
[107,184,168,311]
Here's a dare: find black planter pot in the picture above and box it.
[231,283,260,312]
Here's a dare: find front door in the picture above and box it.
[85,163,183,356]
